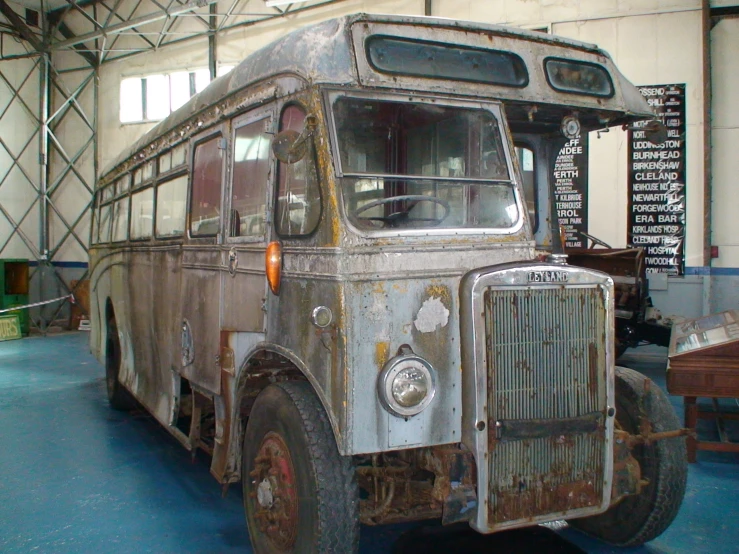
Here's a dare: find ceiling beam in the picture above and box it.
[0,0,45,52]
[51,0,217,49]
[56,20,98,66]
[47,0,105,25]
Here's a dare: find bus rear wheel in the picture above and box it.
[105,317,133,410]
[242,381,359,554]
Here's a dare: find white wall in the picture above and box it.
[0,3,42,260]
[710,16,739,269]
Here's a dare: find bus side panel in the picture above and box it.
[264,265,347,453]
[123,247,180,424]
[89,251,104,363]
[179,246,223,395]
[345,276,462,455]
[149,247,185,424]
[221,246,266,332]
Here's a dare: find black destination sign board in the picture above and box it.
[628,84,686,275]
[553,134,589,248]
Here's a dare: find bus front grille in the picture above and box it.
[483,286,608,525]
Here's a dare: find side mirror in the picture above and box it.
[624,119,669,145]
[272,129,307,164]
[643,120,668,145]
[272,114,318,164]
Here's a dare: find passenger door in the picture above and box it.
[179,127,226,394]
[222,107,274,333]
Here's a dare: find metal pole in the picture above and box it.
[701,0,713,314]
[39,53,49,263]
[425,0,432,16]
[208,2,217,80]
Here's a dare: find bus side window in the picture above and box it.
[515,144,537,232]
[98,202,112,243]
[91,194,100,245]
[131,187,154,239]
[156,175,187,238]
[190,136,223,237]
[112,197,129,242]
[231,118,271,237]
[275,104,321,237]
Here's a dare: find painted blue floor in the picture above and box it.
[0,333,736,553]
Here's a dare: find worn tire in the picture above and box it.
[569,366,687,546]
[105,317,134,411]
[615,340,628,360]
[242,381,359,554]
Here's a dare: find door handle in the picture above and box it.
[228,248,238,276]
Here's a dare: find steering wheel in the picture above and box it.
[579,231,612,249]
[354,195,451,228]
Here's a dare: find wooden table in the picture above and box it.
[666,311,739,463]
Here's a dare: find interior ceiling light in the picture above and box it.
[265,0,312,6]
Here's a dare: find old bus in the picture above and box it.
[90,13,687,553]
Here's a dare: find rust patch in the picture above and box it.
[375,341,390,369]
[358,446,476,526]
[424,283,451,308]
[611,429,642,504]
[490,476,600,524]
[588,342,598,397]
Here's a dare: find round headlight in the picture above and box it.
[378,354,436,417]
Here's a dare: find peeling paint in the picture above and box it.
[414,296,450,333]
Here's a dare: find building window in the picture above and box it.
[120,69,211,123]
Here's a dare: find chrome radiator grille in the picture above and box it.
[483,286,607,525]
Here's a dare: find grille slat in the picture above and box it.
[483,286,607,525]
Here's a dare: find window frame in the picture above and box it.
[129,185,155,241]
[111,195,130,243]
[97,200,113,244]
[154,170,189,240]
[323,89,525,238]
[158,142,189,179]
[543,57,615,99]
[90,190,101,245]
[514,140,539,234]
[188,127,226,240]
[227,107,275,244]
[365,34,529,88]
[273,101,323,239]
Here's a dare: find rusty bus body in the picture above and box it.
[90,14,686,552]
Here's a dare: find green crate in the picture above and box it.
[0,260,29,335]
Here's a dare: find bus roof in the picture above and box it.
[104,13,652,180]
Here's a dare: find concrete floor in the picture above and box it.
[0,332,736,553]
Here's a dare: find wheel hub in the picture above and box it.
[249,432,298,551]
[256,478,274,508]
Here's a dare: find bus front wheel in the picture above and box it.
[105,317,133,411]
[242,381,359,554]
[568,366,687,545]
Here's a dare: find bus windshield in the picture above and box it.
[331,95,519,232]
